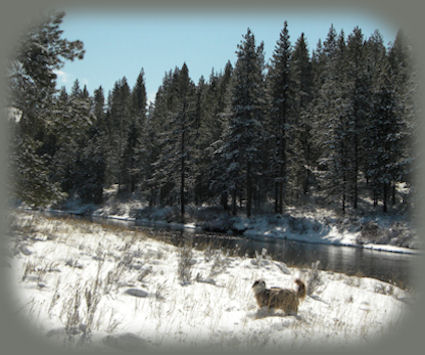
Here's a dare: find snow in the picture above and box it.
[43,187,420,257]
[6,211,413,351]
[7,106,22,123]
[47,184,421,255]
[242,215,418,255]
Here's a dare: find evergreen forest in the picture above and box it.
[7,12,417,222]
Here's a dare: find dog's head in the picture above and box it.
[252,279,266,293]
[295,279,304,287]
[295,279,306,299]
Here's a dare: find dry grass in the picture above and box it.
[305,260,322,296]
[9,210,410,350]
[178,241,193,285]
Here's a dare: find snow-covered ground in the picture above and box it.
[50,188,420,255]
[5,211,414,351]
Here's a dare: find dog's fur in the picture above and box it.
[252,279,306,315]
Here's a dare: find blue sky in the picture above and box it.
[56,10,398,103]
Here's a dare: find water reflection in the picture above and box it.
[89,215,414,288]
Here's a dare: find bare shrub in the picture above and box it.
[61,257,104,344]
[106,310,121,333]
[48,278,61,316]
[119,251,134,268]
[251,248,271,267]
[93,242,106,262]
[64,288,82,342]
[178,239,193,285]
[195,272,216,286]
[155,282,166,300]
[104,262,126,294]
[82,275,102,341]
[203,243,215,263]
[209,250,229,277]
[45,261,61,272]
[306,260,321,296]
[65,258,83,269]
[344,275,361,288]
[357,221,389,245]
[22,259,60,285]
[288,216,307,234]
[375,283,394,296]
[137,266,152,283]
[22,260,36,281]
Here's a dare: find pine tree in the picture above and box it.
[315,28,352,213]
[148,70,174,205]
[207,61,234,210]
[224,28,265,217]
[364,30,387,206]
[8,11,84,206]
[266,21,293,213]
[122,68,147,193]
[140,102,157,206]
[309,38,328,165]
[345,27,370,209]
[107,77,132,192]
[191,63,234,206]
[369,58,405,212]
[74,85,105,204]
[289,32,314,200]
[388,30,416,206]
[311,39,327,90]
[50,86,76,195]
[51,79,94,201]
[103,93,114,186]
[176,64,196,221]
[93,86,106,122]
[192,75,210,204]
[152,64,196,221]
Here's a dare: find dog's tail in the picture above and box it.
[295,279,306,300]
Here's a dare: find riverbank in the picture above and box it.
[43,190,421,255]
[6,211,414,351]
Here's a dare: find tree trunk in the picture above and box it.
[180,127,185,223]
[149,189,154,207]
[277,161,284,214]
[232,189,237,216]
[303,170,309,196]
[278,180,283,214]
[246,161,252,218]
[274,182,279,213]
[373,187,378,207]
[383,183,388,213]
[130,175,135,193]
[342,171,347,215]
[353,135,359,209]
[392,183,396,205]
[221,192,228,211]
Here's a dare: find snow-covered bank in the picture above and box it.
[239,216,419,255]
[43,184,421,256]
[45,195,421,255]
[5,211,415,351]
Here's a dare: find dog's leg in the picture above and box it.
[255,306,273,319]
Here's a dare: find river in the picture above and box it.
[85,215,416,289]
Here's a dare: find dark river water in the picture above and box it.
[83,215,417,289]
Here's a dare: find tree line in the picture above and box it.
[8,13,416,221]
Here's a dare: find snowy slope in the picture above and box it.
[6,211,413,351]
[47,185,420,255]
